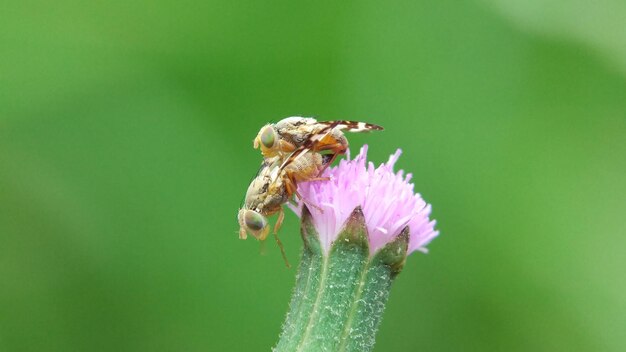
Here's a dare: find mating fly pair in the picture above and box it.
[238,117,383,265]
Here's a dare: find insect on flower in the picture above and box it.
[241,117,384,266]
[238,151,332,266]
[253,116,383,167]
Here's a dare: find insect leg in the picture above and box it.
[303,176,332,182]
[284,171,324,213]
[278,139,296,153]
[273,232,290,268]
[273,208,291,267]
[274,207,285,234]
[313,142,346,172]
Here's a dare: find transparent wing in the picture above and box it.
[278,121,341,172]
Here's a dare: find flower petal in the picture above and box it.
[293,145,438,256]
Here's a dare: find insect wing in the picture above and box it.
[318,120,383,133]
[277,121,341,173]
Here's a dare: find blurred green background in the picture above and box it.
[1,0,625,351]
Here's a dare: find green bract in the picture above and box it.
[274,206,409,352]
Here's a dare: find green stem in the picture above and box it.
[273,207,408,352]
[337,258,371,352]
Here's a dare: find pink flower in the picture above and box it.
[290,145,438,255]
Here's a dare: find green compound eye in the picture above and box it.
[244,210,267,231]
[260,127,275,148]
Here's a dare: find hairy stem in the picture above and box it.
[273,207,408,352]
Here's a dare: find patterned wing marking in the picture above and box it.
[318,120,384,133]
[277,121,342,174]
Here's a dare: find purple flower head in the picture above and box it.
[290,145,438,255]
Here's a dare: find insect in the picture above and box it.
[238,151,333,267]
[241,117,383,266]
[253,116,383,167]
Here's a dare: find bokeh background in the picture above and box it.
[2,1,625,351]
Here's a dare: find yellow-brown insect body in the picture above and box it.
[253,116,383,160]
[243,117,382,266]
[281,150,327,183]
[238,152,330,241]
[242,157,288,220]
